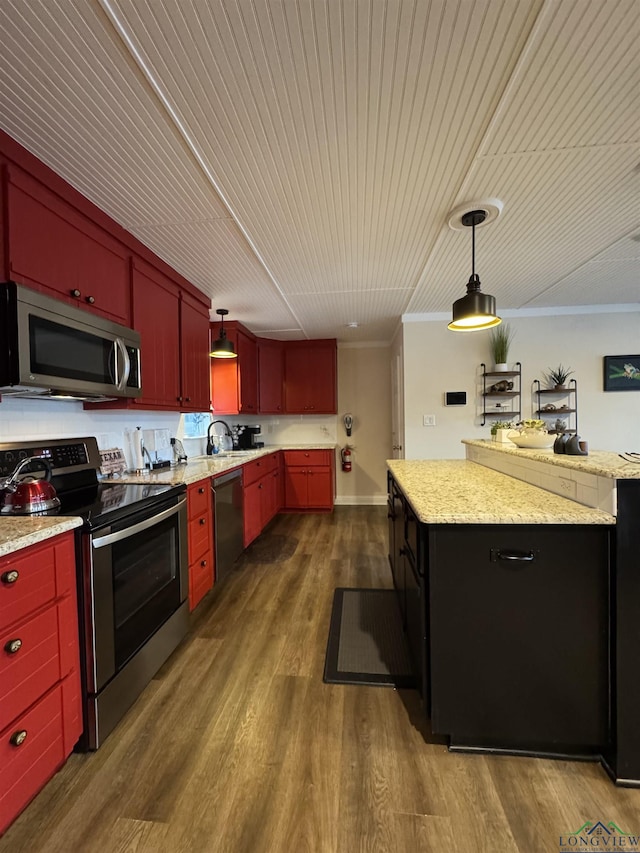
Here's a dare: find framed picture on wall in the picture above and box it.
[603,355,640,391]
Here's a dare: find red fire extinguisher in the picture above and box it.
[341,446,352,472]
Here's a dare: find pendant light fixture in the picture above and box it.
[448,208,502,332]
[209,308,237,358]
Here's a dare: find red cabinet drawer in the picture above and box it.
[187,480,211,521]
[243,457,270,486]
[0,533,75,631]
[0,605,63,732]
[0,683,66,836]
[283,449,331,467]
[189,555,213,612]
[188,513,212,564]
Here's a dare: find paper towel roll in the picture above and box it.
[131,427,144,471]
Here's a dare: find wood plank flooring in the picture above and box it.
[2,507,639,852]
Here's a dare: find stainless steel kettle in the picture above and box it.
[0,456,61,514]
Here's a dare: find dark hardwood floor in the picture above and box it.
[2,507,639,852]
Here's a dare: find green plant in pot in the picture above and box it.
[544,364,574,390]
[490,419,515,442]
[489,323,515,372]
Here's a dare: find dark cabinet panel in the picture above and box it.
[429,524,610,748]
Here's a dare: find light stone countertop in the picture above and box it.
[0,516,83,558]
[462,439,640,479]
[387,459,615,525]
[100,444,337,486]
[0,445,336,557]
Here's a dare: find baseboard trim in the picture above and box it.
[334,495,387,506]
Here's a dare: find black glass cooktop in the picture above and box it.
[55,481,179,528]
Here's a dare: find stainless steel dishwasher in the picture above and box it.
[212,468,244,581]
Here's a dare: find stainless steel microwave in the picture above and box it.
[0,281,142,401]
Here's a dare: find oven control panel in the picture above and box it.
[0,440,94,477]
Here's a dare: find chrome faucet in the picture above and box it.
[206,419,233,455]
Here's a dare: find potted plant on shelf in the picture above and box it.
[489,323,515,372]
[544,364,574,390]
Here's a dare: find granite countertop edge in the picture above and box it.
[462,439,640,479]
[387,459,615,525]
[0,516,83,559]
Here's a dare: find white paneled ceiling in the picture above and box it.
[0,0,638,342]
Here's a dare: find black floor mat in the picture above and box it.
[323,588,415,687]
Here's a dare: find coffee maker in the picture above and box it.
[235,424,264,450]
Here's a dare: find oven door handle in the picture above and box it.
[91,498,186,549]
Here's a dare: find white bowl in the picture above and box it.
[508,433,555,449]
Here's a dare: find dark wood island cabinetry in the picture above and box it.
[386,456,636,784]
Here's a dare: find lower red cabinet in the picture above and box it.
[243,452,282,547]
[0,532,82,836]
[187,480,214,612]
[283,450,334,511]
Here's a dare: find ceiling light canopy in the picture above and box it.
[448,208,502,332]
[210,308,237,358]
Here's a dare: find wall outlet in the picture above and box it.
[423,414,436,427]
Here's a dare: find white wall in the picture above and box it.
[403,310,640,458]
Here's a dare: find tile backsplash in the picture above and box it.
[0,398,181,469]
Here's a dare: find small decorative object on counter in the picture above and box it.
[553,433,571,454]
[508,419,554,448]
[565,434,589,456]
[544,364,574,390]
[489,323,515,371]
[490,420,515,443]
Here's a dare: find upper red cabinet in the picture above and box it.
[210,321,258,415]
[284,340,337,414]
[5,167,130,325]
[132,260,181,409]
[258,338,284,413]
[180,293,211,412]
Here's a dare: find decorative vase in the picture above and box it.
[493,363,509,372]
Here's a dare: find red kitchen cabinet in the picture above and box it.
[0,532,82,836]
[180,293,211,412]
[5,167,130,325]
[210,322,259,415]
[187,480,214,611]
[284,340,337,414]
[131,259,181,409]
[242,452,282,547]
[258,338,284,413]
[283,450,334,511]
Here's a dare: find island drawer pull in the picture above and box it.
[491,549,537,563]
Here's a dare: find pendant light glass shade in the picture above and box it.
[448,210,501,332]
[210,308,237,358]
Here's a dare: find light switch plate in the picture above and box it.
[423,414,436,427]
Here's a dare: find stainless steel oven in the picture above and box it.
[0,437,189,750]
[82,489,188,748]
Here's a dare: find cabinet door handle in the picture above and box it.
[198,487,205,494]
[1,570,19,584]
[491,549,537,563]
[10,730,27,747]
[85,295,95,304]
[4,638,22,654]
[70,288,81,298]
[200,518,206,525]
[201,560,207,567]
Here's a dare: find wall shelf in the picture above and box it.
[533,378,578,434]
[480,362,521,426]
